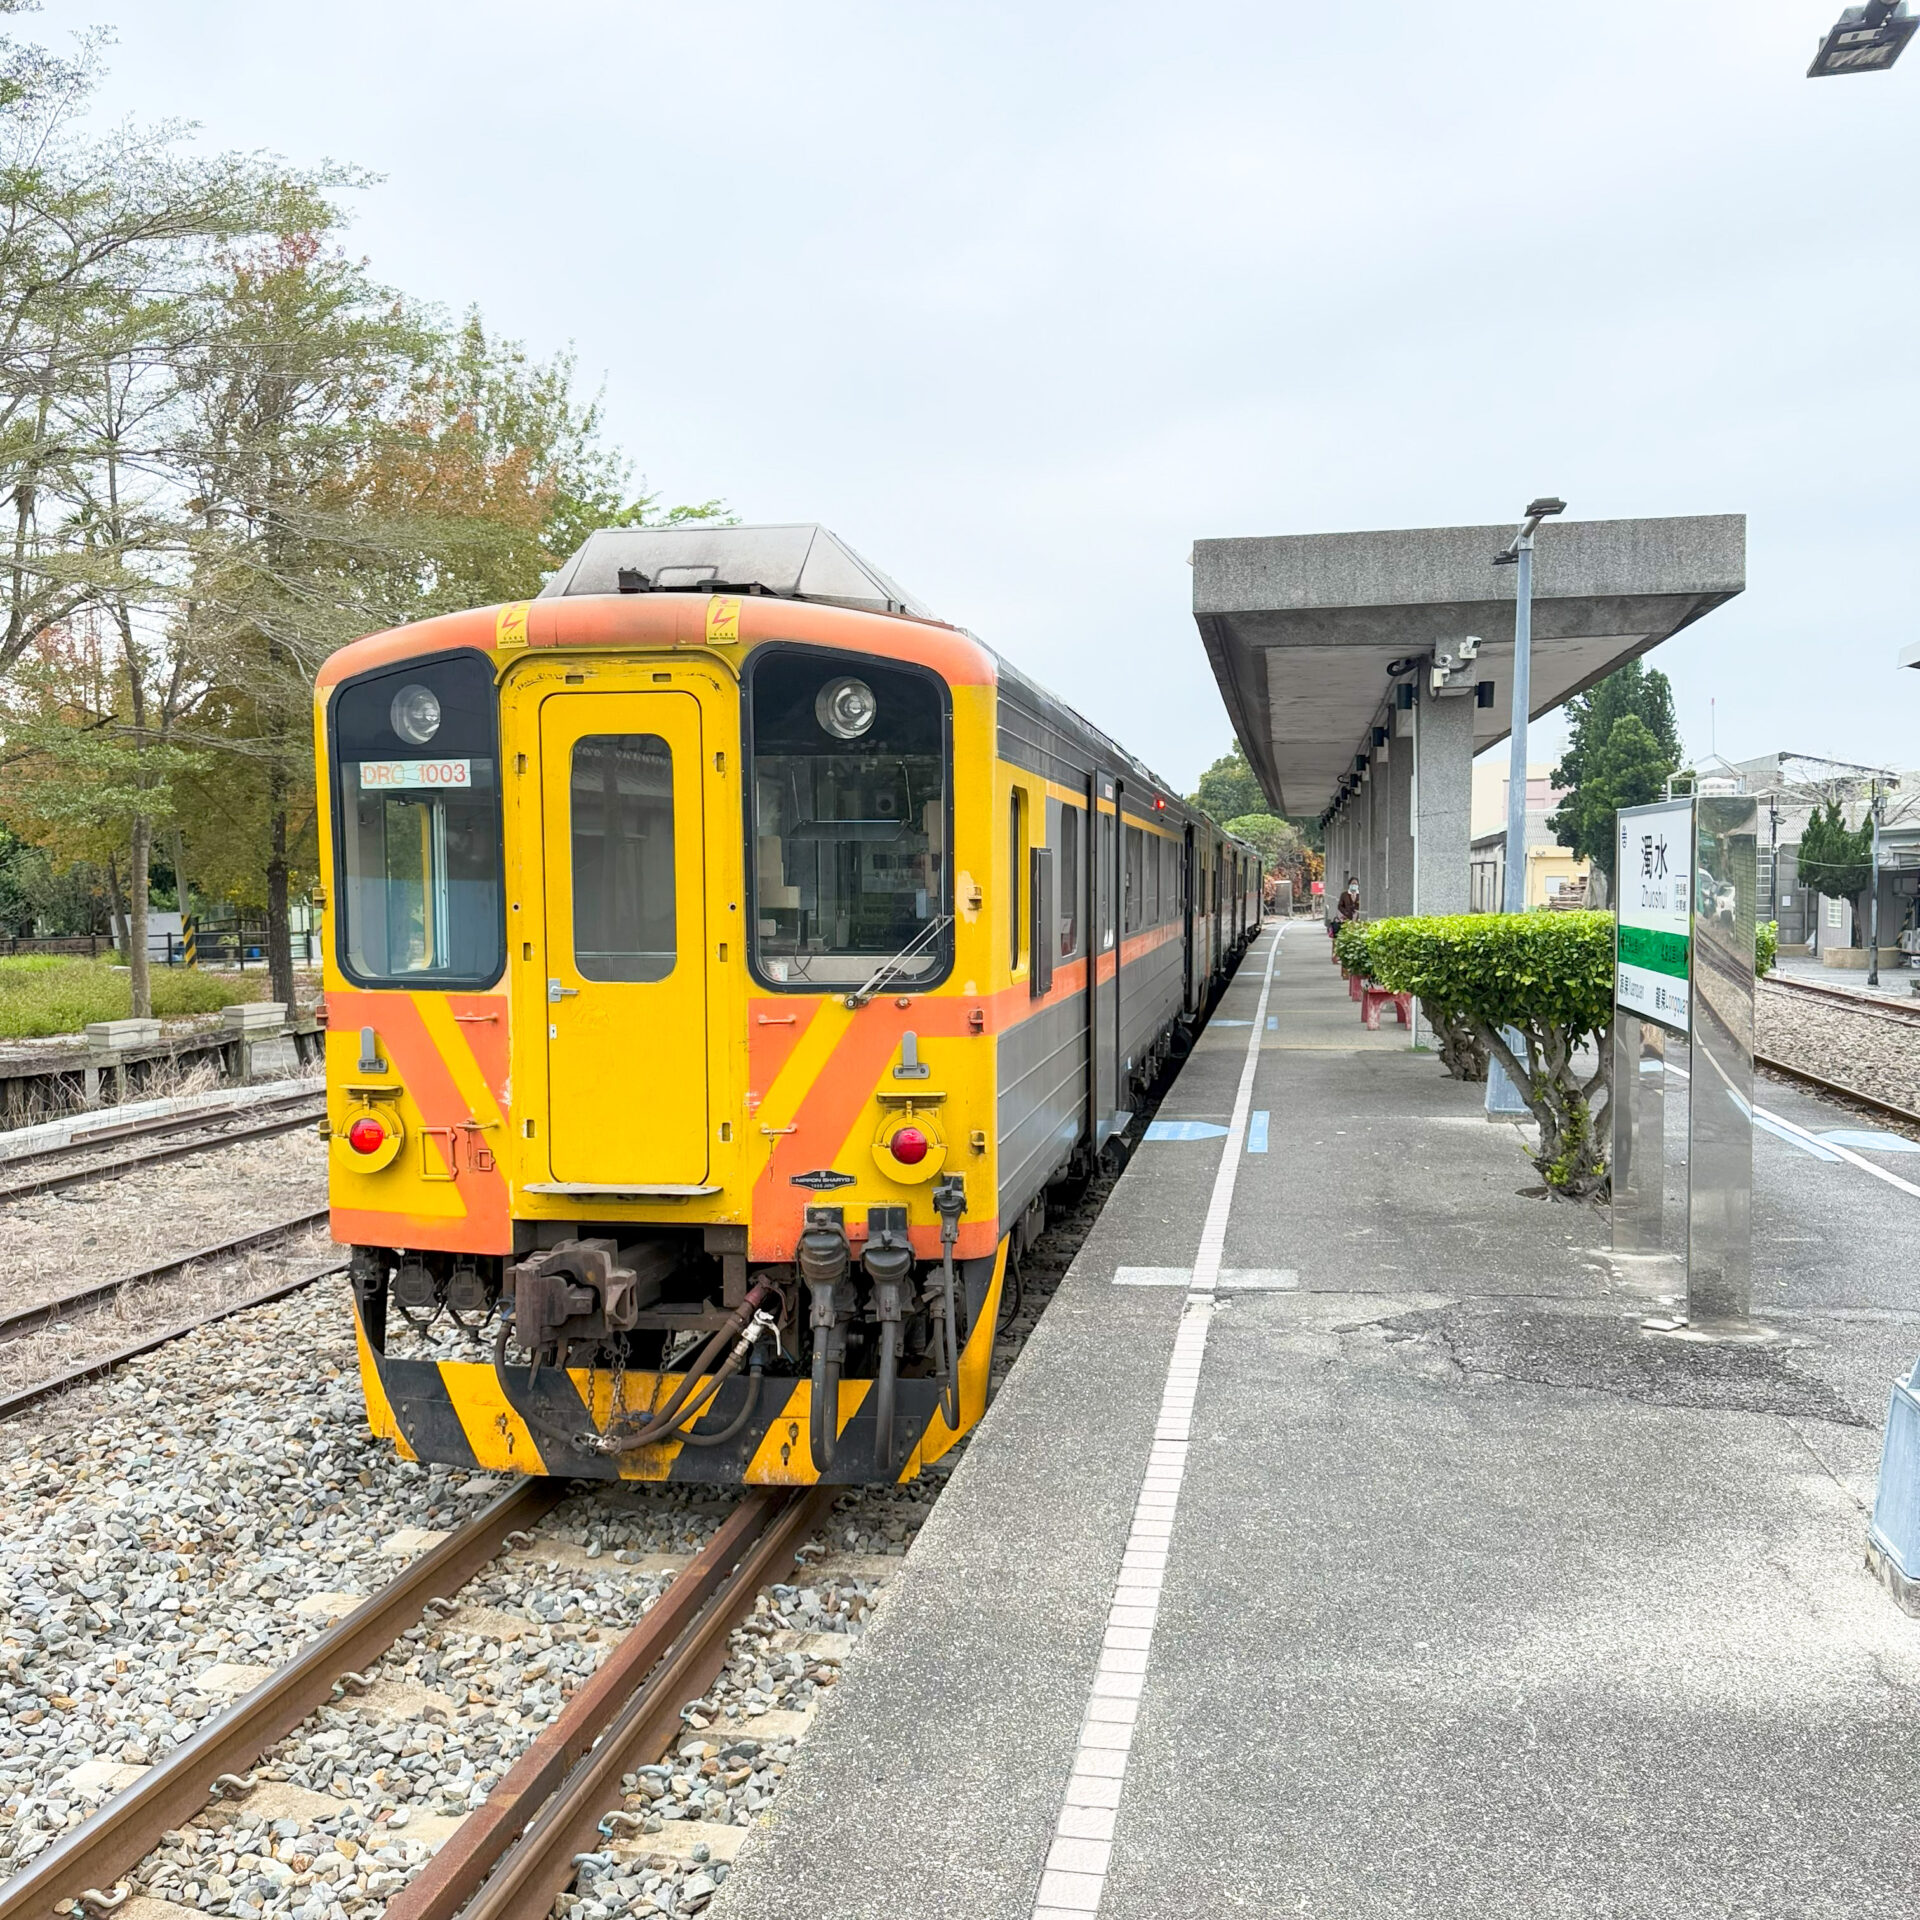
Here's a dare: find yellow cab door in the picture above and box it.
[540,691,708,1185]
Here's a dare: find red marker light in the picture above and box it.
[347,1116,386,1155]
[890,1125,930,1166]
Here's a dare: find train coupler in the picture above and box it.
[798,1207,853,1470]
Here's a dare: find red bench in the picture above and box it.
[1360,984,1412,1030]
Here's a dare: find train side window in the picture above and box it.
[1055,800,1080,957]
[1147,835,1161,927]
[570,734,675,982]
[1123,824,1143,935]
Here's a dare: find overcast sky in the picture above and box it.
[37,0,1920,794]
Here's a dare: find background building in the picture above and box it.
[1468,761,1590,911]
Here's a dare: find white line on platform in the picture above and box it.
[1030,923,1285,1920]
[1667,1062,1920,1200]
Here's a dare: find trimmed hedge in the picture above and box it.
[1757,920,1777,978]
[1341,911,1615,1199]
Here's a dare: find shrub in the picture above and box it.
[1354,911,1616,1200]
[1757,920,1777,978]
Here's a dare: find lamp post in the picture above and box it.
[1485,498,1565,1118]
[1808,0,1916,74]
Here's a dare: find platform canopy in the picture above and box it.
[1192,515,1746,816]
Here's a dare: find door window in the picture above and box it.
[571,734,676,982]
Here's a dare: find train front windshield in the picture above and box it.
[330,652,504,988]
[747,649,951,989]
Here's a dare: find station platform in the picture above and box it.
[716,922,1920,1919]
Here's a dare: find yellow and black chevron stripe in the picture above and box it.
[351,1246,1006,1487]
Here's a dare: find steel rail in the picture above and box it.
[0,1208,331,1345]
[0,1263,347,1423]
[0,1085,323,1167]
[385,1487,827,1920]
[0,1106,324,1204]
[1762,971,1920,1026]
[447,1487,831,1920]
[0,1478,568,1920]
[1755,1051,1920,1131]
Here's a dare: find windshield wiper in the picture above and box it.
[842,914,953,1010]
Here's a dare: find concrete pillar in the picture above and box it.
[1413,689,1474,915]
[1368,762,1389,917]
[1387,717,1415,917]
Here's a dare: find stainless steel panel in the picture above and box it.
[1610,1016,1666,1254]
[1687,795,1758,1323]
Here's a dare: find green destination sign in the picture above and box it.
[1616,923,1690,981]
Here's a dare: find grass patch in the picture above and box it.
[0,958,273,1040]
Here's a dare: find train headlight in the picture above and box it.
[871,1106,945,1184]
[336,1100,404,1172]
[389,683,442,746]
[815,677,876,740]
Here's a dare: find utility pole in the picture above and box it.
[1768,796,1780,927]
[1870,779,1884,986]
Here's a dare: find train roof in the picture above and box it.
[539,522,934,620]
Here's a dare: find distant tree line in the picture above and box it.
[1186,742,1321,902]
[0,11,720,1009]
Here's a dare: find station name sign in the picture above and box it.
[359,759,473,790]
[1615,799,1692,1036]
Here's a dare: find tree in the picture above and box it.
[1549,662,1682,884]
[1224,811,1312,905]
[1548,711,1676,891]
[1191,740,1322,851]
[1797,800,1873,947]
[1191,741,1267,823]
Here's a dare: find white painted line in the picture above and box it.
[1112,1266,1299,1290]
[1029,924,1286,1919]
[1667,1061,1920,1200]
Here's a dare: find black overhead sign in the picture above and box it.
[1809,9,1917,75]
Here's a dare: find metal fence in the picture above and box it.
[0,928,320,967]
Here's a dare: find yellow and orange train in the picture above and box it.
[317,525,1260,1485]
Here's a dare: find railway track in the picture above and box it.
[0,1482,829,1920]
[1754,1052,1920,1132]
[1763,970,1920,1025]
[0,1100,325,1204]
[0,1083,322,1167]
[0,1209,338,1421]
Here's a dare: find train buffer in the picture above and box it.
[712,919,1920,1918]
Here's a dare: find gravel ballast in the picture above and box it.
[1758,978,1920,1124]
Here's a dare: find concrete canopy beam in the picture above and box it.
[1192,515,1746,816]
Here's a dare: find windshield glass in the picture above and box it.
[331,651,504,987]
[747,648,950,989]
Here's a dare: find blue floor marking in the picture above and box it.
[1143,1119,1230,1142]
[1247,1111,1270,1153]
[1822,1128,1920,1155]
[1266,1015,1278,1030]
[1212,1019,1252,1027]
[1754,1112,1842,1161]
